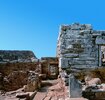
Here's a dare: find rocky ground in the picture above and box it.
[0,78,88,100]
[33,79,87,100]
[33,79,67,100]
[1,67,105,100]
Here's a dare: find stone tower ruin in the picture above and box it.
[57,23,105,69]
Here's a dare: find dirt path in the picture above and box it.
[33,86,48,100]
[33,79,58,100]
[33,78,69,100]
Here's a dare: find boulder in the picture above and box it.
[85,76,101,86]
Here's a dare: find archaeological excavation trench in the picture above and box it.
[1,23,105,100]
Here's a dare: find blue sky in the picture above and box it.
[0,0,105,58]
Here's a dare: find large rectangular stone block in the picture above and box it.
[69,74,82,98]
[63,53,79,58]
[59,58,69,68]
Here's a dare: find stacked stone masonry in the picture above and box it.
[57,23,105,68]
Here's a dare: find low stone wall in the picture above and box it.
[41,57,59,79]
[0,62,39,91]
[0,62,38,76]
[24,72,41,92]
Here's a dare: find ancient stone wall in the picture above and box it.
[57,23,105,68]
[0,62,39,91]
[41,57,59,79]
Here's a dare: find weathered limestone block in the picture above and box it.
[63,53,79,58]
[59,58,70,68]
[69,74,82,98]
[72,60,86,65]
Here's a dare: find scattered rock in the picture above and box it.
[16,92,29,98]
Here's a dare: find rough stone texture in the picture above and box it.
[0,62,39,91]
[3,71,28,91]
[1,70,40,92]
[24,71,41,92]
[0,56,58,91]
[0,62,39,76]
[57,23,105,68]
[41,57,59,79]
[0,50,37,63]
[69,74,82,98]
